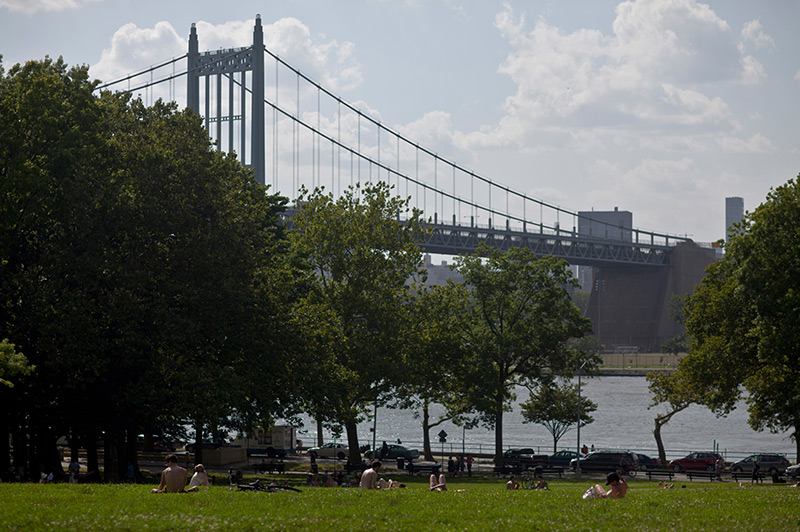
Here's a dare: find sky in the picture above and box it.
[1,0,798,243]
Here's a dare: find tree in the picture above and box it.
[0,57,293,479]
[454,245,592,465]
[646,371,695,464]
[394,283,475,461]
[520,381,596,453]
[290,182,426,464]
[683,176,800,459]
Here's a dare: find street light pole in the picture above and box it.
[576,359,588,479]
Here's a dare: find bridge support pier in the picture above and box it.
[587,242,717,351]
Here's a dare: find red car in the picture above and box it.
[669,451,721,472]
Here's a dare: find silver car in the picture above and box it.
[730,453,790,474]
[787,463,800,478]
[308,442,349,459]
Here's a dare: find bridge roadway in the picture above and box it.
[421,221,683,267]
[280,207,686,267]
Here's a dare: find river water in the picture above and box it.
[294,376,797,462]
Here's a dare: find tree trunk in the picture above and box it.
[193,421,203,467]
[316,418,324,447]
[104,429,119,482]
[126,426,139,481]
[494,394,504,466]
[654,416,667,465]
[0,407,9,475]
[345,420,361,465]
[86,435,99,474]
[422,403,434,461]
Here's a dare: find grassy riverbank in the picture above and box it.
[2,476,798,531]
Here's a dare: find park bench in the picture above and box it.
[252,461,285,474]
[686,470,716,481]
[406,462,441,476]
[493,464,523,476]
[731,471,766,483]
[646,469,675,482]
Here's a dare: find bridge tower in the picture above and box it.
[186,16,265,185]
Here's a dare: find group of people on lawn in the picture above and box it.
[150,455,626,498]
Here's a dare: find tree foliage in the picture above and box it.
[0,57,291,478]
[289,182,426,463]
[520,381,597,453]
[394,282,476,461]
[682,176,800,459]
[0,339,34,388]
[454,245,592,464]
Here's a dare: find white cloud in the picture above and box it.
[794,69,800,84]
[739,55,766,85]
[91,17,363,95]
[716,133,776,154]
[92,22,185,83]
[0,0,101,14]
[468,0,754,152]
[741,19,774,48]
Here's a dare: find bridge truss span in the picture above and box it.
[422,223,673,266]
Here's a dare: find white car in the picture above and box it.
[787,463,800,479]
[308,442,349,459]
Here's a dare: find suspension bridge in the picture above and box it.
[96,15,718,350]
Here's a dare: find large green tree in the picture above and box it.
[454,245,592,465]
[290,182,426,464]
[0,57,292,478]
[682,176,800,459]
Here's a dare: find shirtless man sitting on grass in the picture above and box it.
[596,472,628,499]
[151,454,189,493]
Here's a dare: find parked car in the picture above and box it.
[570,450,639,474]
[549,450,579,469]
[308,442,349,460]
[501,448,549,469]
[635,453,661,470]
[787,463,800,479]
[730,454,790,474]
[364,444,420,461]
[668,451,721,472]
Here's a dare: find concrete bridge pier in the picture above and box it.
[587,242,717,352]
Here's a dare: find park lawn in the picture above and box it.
[1,477,799,531]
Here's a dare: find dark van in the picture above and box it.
[570,450,639,474]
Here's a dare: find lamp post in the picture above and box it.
[576,359,589,479]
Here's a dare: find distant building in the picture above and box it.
[422,254,463,286]
[576,207,633,290]
[577,207,633,242]
[725,197,744,242]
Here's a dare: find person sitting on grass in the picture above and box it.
[584,472,628,499]
[429,473,447,491]
[534,475,549,490]
[151,454,189,493]
[360,460,382,489]
[506,476,518,490]
[187,464,209,491]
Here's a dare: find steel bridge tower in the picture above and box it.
[187,15,265,185]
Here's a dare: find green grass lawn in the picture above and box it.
[2,476,799,531]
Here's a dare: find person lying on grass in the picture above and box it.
[429,473,447,491]
[151,454,190,493]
